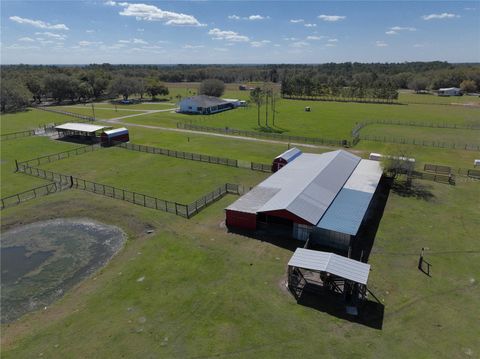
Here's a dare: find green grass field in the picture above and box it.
[48,106,146,120]
[1,109,70,133]
[38,147,268,202]
[2,92,480,359]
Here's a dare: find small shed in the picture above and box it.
[101,127,129,146]
[438,87,461,96]
[271,147,302,172]
[288,248,370,308]
[369,153,383,161]
[474,159,480,167]
[55,123,110,142]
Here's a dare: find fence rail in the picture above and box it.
[282,95,399,105]
[424,164,451,174]
[1,129,36,141]
[0,183,60,210]
[17,163,244,218]
[251,162,272,172]
[36,106,95,122]
[361,119,480,131]
[177,122,351,147]
[409,171,455,185]
[17,144,100,168]
[114,142,239,168]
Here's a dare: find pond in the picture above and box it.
[0,218,126,323]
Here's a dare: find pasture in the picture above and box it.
[1,91,480,359]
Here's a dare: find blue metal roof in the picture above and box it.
[316,188,373,236]
[274,147,302,162]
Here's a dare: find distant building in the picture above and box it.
[178,95,235,115]
[437,87,462,96]
[272,147,302,172]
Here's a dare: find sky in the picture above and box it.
[1,0,479,64]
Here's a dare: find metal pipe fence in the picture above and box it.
[1,183,59,210]
[251,162,272,172]
[17,144,100,168]
[176,122,350,147]
[36,106,95,122]
[113,141,239,168]
[1,129,36,141]
[16,162,245,218]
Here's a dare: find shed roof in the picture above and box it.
[103,127,128,135]
[183,95,229,108]
[258,151,360,224]
[55,123,108,133]
[274,147,302,162]
[288,248,370,285]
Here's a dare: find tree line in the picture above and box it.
[1,62,479,112]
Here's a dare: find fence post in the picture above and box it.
[70,176,74,188]
[15,160,18,172]
[175,202,179,215]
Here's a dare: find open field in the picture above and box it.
[1,110,70,133]
[48,106,146,120]
[1,136,80,197]
[38,147,268,202]
[114,99,480,141]
[97,102,178,110]
[398,91,480,105]
[2,93,480,358]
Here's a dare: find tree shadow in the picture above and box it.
[294,284,384,330]
[391,179,435,201]
[255,126,287,134]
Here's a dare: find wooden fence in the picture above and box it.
[1,183,60,210]
[36,106,95,122]
[251,162,272,172]
[409,171,455,185]
[1,129,35,141]
[177,122,351,147]
[16,163,244,218]
[114,142,239,168]
[424,164,451,174]
[282,95,399,105]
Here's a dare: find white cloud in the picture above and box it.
[137,28,144,31]
[86,29,95,33]
[208,28,249,42]
[78,40,103,46]
[183,44,205,49]
[250,40,271,47]
[228,15,241,20]
[9,16,69,30]
[376,40,388,47]
[133,38,148,44]
[104,0,117,5]
[283,37,298,41]
[304,23,317,27]
[318,15,346,22]
[326,43,336,47]
[422,13,460,20]
[248,15,267,20]
[5,43,40,50]
[328,38,338,42]
[18,37,35,42]
[290,41,309,48]
[214,47,228,52]
[290,19,304,23]
[391,26,416,31]
[386,30,397,35]
[306,35,324,40]
[118,39,130,43]
[118,3,205,26]
[413,44,425,48]
[35,32,67,40]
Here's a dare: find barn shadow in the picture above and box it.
[227,226,303,252]
[294,285,385,330]
[55,136,100,145]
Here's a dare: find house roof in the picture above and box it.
[183,95,230,108]
[288,248,371,285]
[439,87,460,91]
[274,147,302,162]
[226,150,383,236]
[55,123,108,133]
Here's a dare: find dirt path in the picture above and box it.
[100,115,358,151]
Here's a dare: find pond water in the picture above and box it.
[0,218,126,323]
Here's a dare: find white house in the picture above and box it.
[437,87,462,96]
[178,95,235,115]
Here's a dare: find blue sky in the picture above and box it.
[1,1,479,64]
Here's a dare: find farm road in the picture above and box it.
[100,112,353,151]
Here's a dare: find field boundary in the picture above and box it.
[36,106,95,122]
[0,182,63,210]
[177,122,351,147]
[1,129,36,141]
[282,95,400,105]
[17,144,101,168]
[16,162,244,218]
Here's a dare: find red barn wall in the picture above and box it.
[226,210,257,230]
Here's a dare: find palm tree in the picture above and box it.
[250,87,263,128]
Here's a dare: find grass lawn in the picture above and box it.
[1,175,479,358]
[1,109,70,133]
[48,106,145,120]
[1,136,81,197]
[38,147,268,203]
[102,103,178,110]
[398,91,480,105]
[117,98,480,141]
[361,124,480,147]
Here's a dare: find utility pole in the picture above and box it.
[91,103,96,121]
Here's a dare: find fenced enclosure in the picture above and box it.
[36,106,95,122]
[17,144,101,168]
[409,171,455,185]
[1,129,36,141]
[424,163,480,179]
[177,122,351,147]
[358,134,480,151]
[114,142,239,168]
[251,162,272,172]
[1,183,60,210]
[16,162,245,218]
[424,164,451,174]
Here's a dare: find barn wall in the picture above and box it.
[310,228,351,250]
[226,210,257,230]
[260,209,312,226]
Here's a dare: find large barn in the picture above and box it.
[226,150,383,250]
